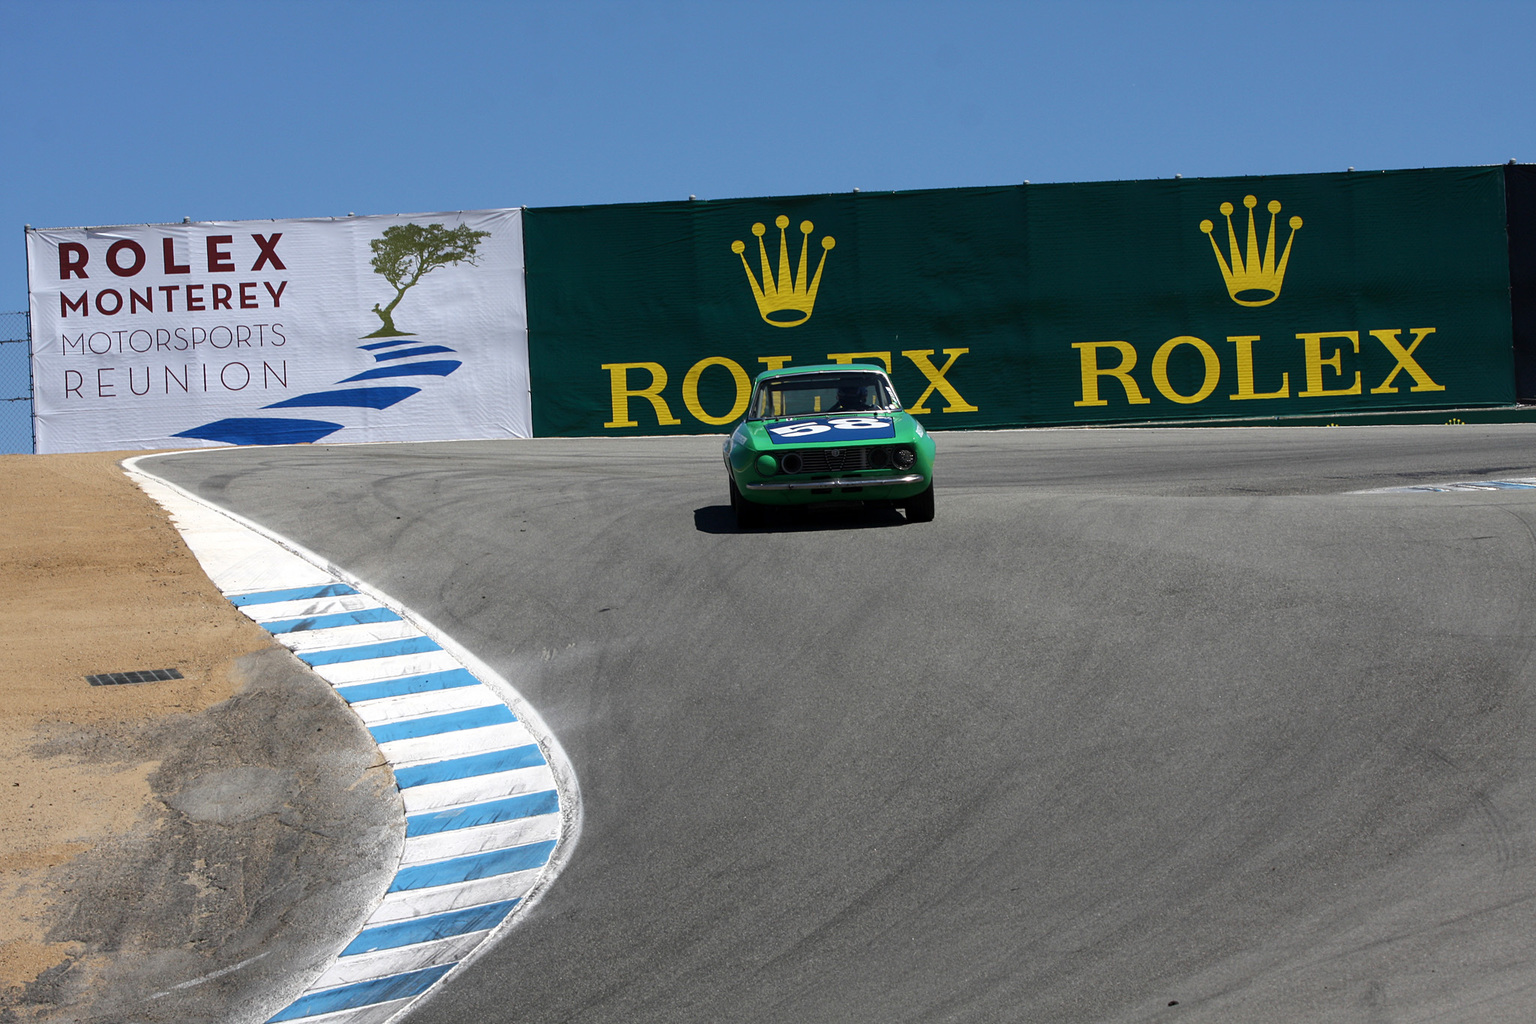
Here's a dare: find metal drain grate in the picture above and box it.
[87,668,184,687]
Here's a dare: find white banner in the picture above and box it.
[27,209,529,453]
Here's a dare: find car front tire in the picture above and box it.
[905,482,935,523]
[730,479,767,530]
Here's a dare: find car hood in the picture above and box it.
[737,411,926,448]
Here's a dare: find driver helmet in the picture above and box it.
[836,383,869,408]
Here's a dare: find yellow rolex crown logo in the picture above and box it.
[731,215,835,327]
[1200,195,1302,307]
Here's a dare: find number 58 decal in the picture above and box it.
[768,417,886,438]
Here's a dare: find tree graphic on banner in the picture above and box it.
[366,222,491,337]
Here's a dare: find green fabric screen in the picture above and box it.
[525,167,1514,436]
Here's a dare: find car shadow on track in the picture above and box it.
[693,504,909,534]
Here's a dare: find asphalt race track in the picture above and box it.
[150,426,1536,1024]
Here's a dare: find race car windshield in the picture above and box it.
[750,372,898,419]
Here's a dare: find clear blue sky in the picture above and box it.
[3,0,1533,310]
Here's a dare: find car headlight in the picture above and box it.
[893,447,915,470]
[781,452,803,474]
[756,454,778,476]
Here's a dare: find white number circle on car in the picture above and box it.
[769,422,832,437]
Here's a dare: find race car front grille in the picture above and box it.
[783,445,893,474]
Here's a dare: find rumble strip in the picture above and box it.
[123,453,580,1024]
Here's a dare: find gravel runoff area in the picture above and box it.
[0,451,404,1024]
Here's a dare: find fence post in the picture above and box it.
[26,309,34,454]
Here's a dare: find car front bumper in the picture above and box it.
[744,473,926,492]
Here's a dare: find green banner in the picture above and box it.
[525,167,1514,435]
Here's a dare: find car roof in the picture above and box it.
[752,363,890,383]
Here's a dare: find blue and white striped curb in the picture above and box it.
[122,453,580,1024]
[1360,477,1536,493]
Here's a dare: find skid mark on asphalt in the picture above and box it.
[124,453,579,1024]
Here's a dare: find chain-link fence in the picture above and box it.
[1,310,33,454]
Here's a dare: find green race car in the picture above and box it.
[723,364,936,528]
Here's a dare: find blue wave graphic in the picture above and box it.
[341,360,462,382]
[264,387,421,410]
[175,336,462,446]
[174,418,345,445]
[374,345,456,361]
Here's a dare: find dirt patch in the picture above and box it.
[0,452,403,1022]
